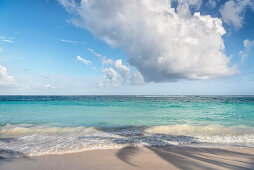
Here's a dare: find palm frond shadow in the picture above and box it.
[95,127,254,170]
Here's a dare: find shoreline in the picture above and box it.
[1,146,254,170]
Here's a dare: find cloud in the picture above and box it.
[0,47,2,52]
[85,48,143,86]
[58,0,78,13]
[207,0,216,8]
[2,39,14,43]
[220,0,254,29]
[60,39,78,43]
[239,39,254,64]
[0,65,17,88]
[243,39,254,49]
[101,57,114,65]
[45,84,56,89]
[60,0,235,82]
[87,48,101,57]
[102,58,144,86]
[131,71,145,85]
[114,59,130,82]
[176,0,203,11]
[103,67,118,83]
[77,56,91,65]
[59,39,85,45]
[0,36,14,43]
[83,47,137,85]
[87,48,114,65]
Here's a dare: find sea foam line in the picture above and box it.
[1,124,254,158]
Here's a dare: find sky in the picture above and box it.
[0,0,254,95]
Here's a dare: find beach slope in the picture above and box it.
[1,146,254,170]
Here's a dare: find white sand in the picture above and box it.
[1,146,254,170]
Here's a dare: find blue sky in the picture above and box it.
[0,0,254,95]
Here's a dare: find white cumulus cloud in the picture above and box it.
[220,0,254,29]
[60,0,235,82]
[86,48,143,86]
[77,56,91,65]
[102,58,143,86]
[131,71,145,85]
[0,65,17,88]
[114,59,130,83]
[103,67,118,83]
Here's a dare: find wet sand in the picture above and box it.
[1,146,254,170]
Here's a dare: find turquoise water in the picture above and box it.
[1,95,254,127]
[1,96,254,157]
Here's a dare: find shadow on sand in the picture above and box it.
[146,146,254,170]
[96,127,254,170]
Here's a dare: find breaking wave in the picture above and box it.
[1,124,254,158]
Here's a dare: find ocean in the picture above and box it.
[0,95,254,158]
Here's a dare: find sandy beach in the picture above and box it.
[1,146,254,170]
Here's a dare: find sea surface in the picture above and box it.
[0,95,254,158]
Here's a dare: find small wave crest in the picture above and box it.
[145,124,254,136]
[0,124,100,137]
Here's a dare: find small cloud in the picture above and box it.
[101,57,114,65]
[240,39,254,64]
[77,56,92,65]
[87,48,101,57]
[59,39,86,45]
[0,47,2,52]
[220,0,254,29]
[102,59,141,86]
[207,0,216,8]
[0,36,15,43]
[243,39,254,49]
[45,84,56,89]
[2,39,14,43]
[85,48,145,86]
[86,49,133,86]
[60,39,78,43]
[101,57,145,86]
